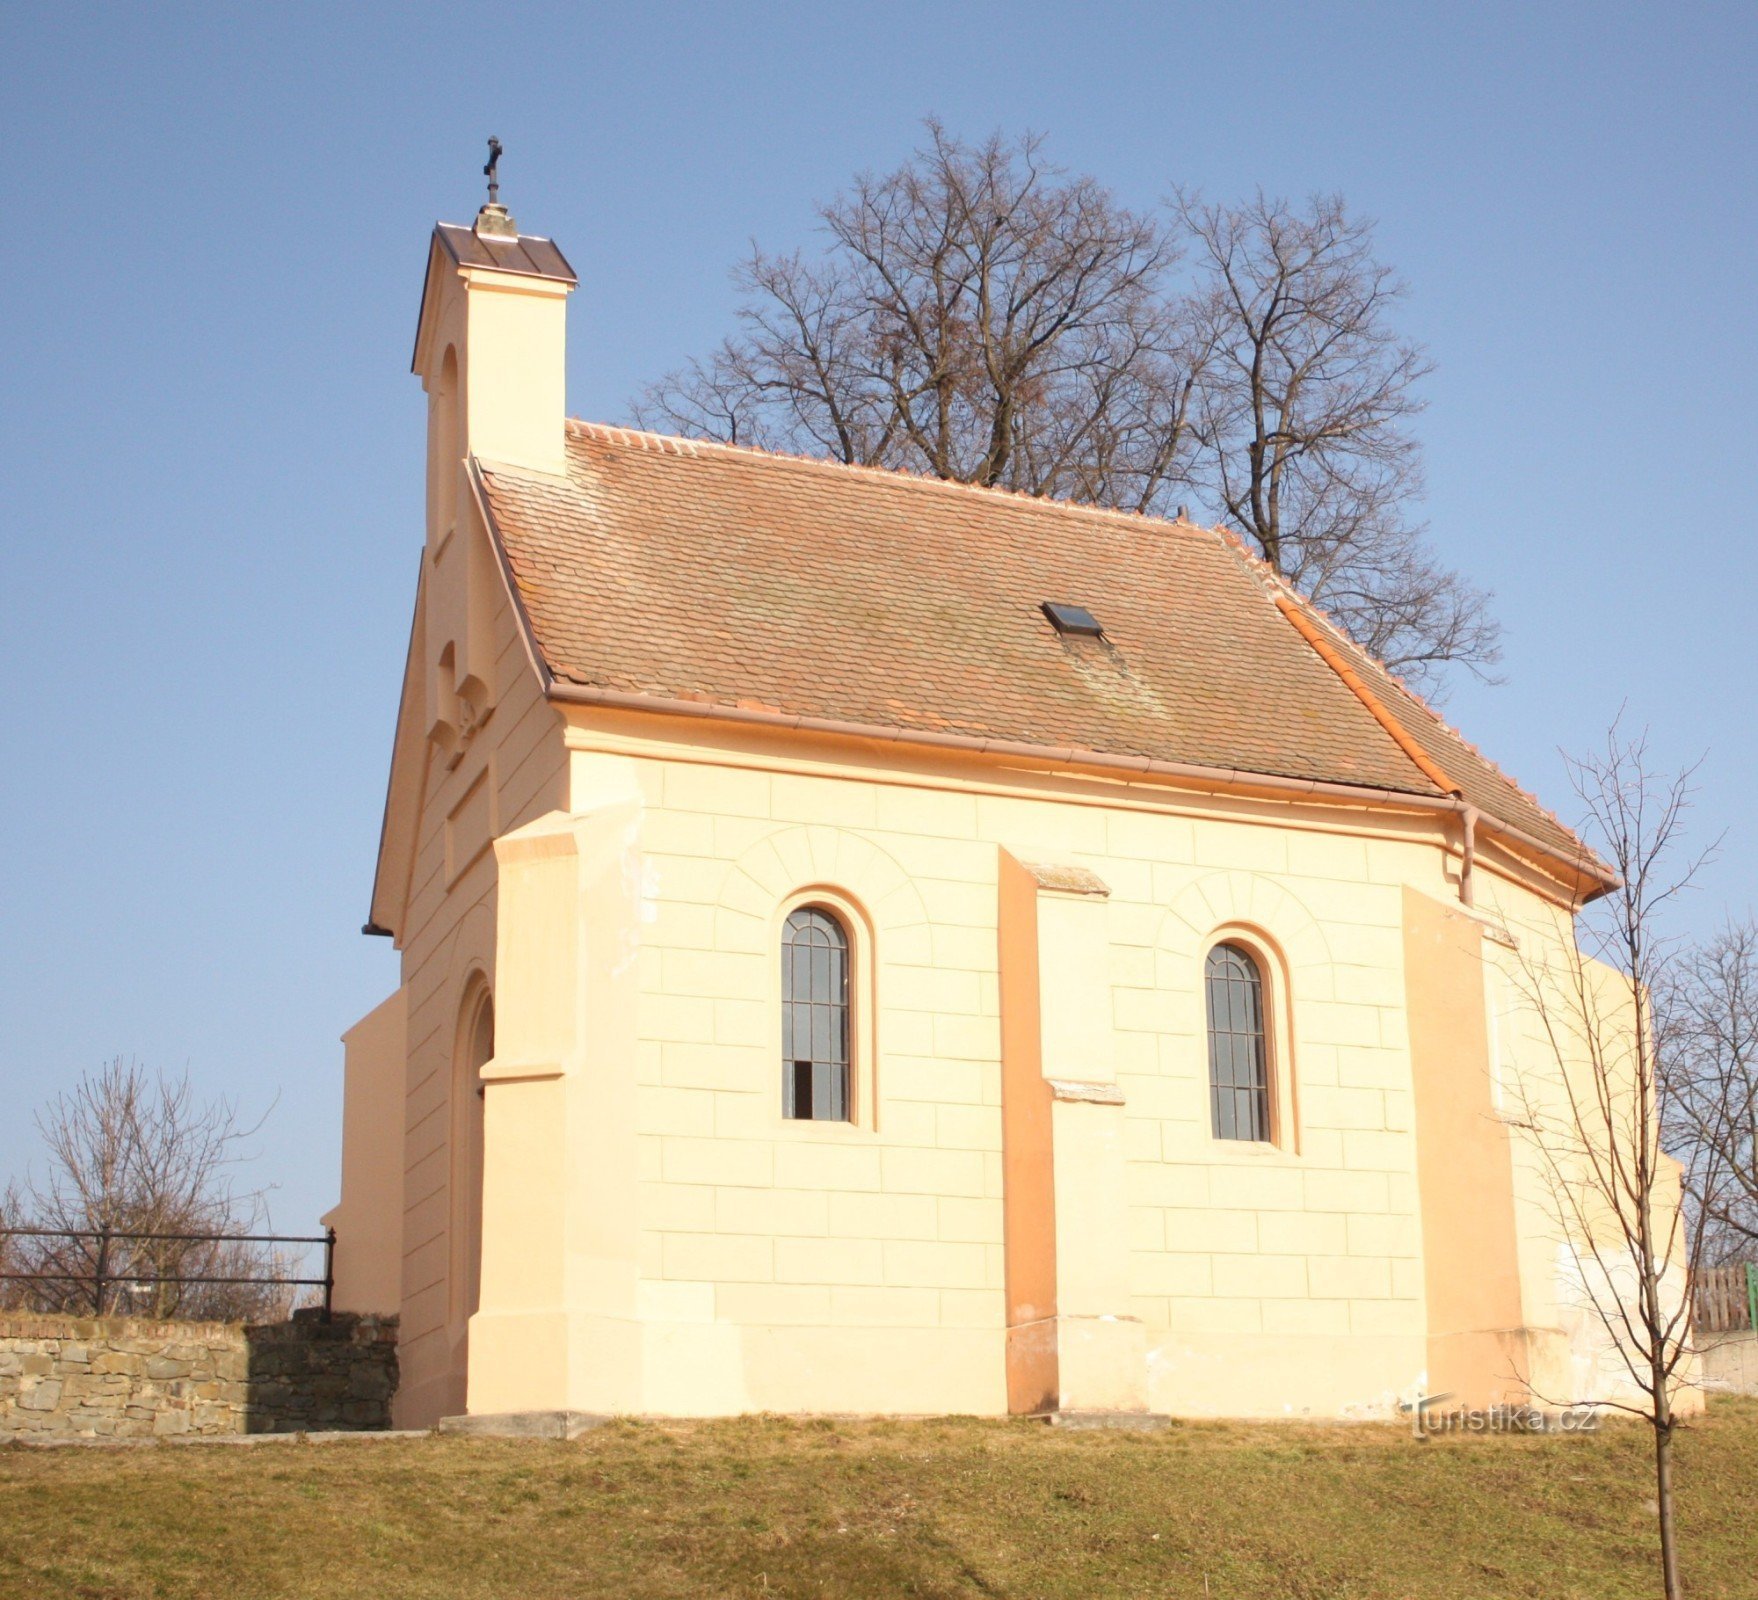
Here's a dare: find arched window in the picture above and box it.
[1206,943,1270,1141]
[782,907,850,1121]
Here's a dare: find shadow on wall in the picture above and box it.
[242,1310,400,1433]
[0,1309,400,1440]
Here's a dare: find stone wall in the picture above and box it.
[0,1309,398,1440]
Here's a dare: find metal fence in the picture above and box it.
[0,1226,335,1320]
[1694,1263,1758,1336]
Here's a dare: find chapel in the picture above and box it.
[325,188,1671,1433]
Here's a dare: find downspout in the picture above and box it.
[1460,805,1479,909]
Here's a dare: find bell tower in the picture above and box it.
[410,142,577,763]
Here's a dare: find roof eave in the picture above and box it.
[539,676,1617,905]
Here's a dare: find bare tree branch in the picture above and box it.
[1,1058,292,1321]
[1661,919,1758,1260]
[636,129,1498,689]
[638,123,1207,517]
[1177,189,1498,689]
[1505,725,1719,1600]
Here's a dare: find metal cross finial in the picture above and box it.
[484,137,503,205]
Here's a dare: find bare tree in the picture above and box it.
[0,1181,28,1311]
[1662,920,1758,1262]
[1505,729,1719,1600]
[2,1058,293,1321]
[1178,190,1497,684]
[639,122,1205,509]
[637,124,1499,688]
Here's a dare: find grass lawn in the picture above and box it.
[4,1400,1755,1599]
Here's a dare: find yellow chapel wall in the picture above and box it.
[379,232,577,1429]
[564,712,1598,1420]
[1465,886,1702,1417]
[323,988,407,1315]
[388,564,567,1430]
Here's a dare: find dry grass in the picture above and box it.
[4,1400,1756,1598]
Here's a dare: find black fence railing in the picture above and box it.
[0,1226,336,1320]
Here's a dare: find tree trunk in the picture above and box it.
[1655,1416,1683,1600]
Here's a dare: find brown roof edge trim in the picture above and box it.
[542,679,1615,899]
[1272,592,1463,799]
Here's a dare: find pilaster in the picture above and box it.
[465,782,644,1418]
[998,850,1149,1418]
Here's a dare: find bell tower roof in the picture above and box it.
[429,222,577,288]
[412,139,578,377]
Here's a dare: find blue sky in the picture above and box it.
[3,2,1753,1238]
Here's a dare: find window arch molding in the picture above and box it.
[770,885,877,1132]
[1198,924,1299,1152]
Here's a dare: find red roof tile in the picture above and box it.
[476,422,1593,878]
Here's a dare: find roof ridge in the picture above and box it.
[1271,589,1460,798]
[1214,534,1460,799]
[565,418,1214,542]
[1214,528,1582,846]
[1353,647,1581,848]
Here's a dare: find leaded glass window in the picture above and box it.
[1206,942,1270,1141]
[782,907,850,1121]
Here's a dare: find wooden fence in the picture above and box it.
[1694,1263,1758,1335]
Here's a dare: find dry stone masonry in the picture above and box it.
[0,1309,397,1440]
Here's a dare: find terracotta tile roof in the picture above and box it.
[476,422,1591,875]
[1306,603,1588,865]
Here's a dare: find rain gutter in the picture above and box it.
[542,679,1612,902]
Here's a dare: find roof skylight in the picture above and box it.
[1042,601,1103,637]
